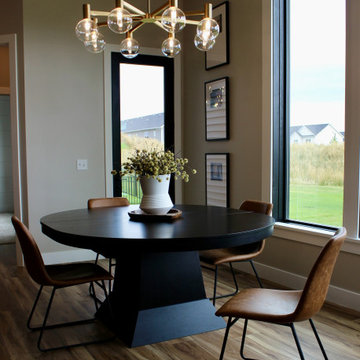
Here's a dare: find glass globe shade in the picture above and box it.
[194,34,215,51]
[196,18,219,41]
[161,37,181,57]
[108,7,132,34]
[120,37,140,58]
[84,31,106,53]
[75,18,96,42]
[161,7,186,33]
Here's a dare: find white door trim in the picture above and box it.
[0,34,23,265]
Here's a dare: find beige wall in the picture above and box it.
[182,0,263,207]
[6,0,360,305]
[22,0,178,254]
[181,0,360,304]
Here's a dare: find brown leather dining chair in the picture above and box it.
[88,197,130,297]
[11,216,114,352]
[199,200,273,305]
[216,227,346,360]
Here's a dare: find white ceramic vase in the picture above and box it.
[139,174,173,215]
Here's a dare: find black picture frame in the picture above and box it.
[205,153,229,207]
[205,1,229,70]
[205,77,229,141]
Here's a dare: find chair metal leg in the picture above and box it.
[309,319,328,359]
[239,319,255,360]
[219,317,232,360]
[90,254,113,302]
[210,263,239,305]
[108,258,114,292]
[27,285,44,330]
[290,323,305,360]
[37,287,57,351]
[213,266,218,306]
[229,263,239,294]
[89,253,100,297]
[101,279,114,321]
[28,285,115,352]
[249,260,263,288]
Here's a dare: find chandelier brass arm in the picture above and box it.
[75,0,220,57]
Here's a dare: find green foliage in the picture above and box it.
[112,149,197,182]
[120,133,163,164]
[290,142,344,186]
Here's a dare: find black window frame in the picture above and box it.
[272,0,338,231]
[111,53,175,201]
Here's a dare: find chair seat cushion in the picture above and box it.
[45,263,113,287]
[199,242,262,265]
[216,288,302,324]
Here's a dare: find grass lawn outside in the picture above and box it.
[289,183,343,227]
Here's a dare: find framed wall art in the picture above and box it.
[205,76,229,141]
[205,1,229,70]
[205,153,229,207]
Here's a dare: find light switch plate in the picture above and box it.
[77,159,88,170]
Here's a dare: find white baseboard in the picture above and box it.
[42,249,104,265]
[232,261,360,313]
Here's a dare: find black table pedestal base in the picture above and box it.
[124,299,224,347]
[96,250,225,347]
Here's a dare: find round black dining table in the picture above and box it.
[41,204,275,347]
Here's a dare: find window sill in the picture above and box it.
[273,222,360,255]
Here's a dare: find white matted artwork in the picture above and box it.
[205,77,229,141]
[205,1,229,70]
[205,153,229,207]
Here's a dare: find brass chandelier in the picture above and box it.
[75,0,220,58]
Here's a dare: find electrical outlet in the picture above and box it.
[77,159,88,170]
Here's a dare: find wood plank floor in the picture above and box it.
[0,243,359,359]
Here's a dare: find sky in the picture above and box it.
[118,0,346,131]
[290,0,346,131]
[120,63,164,120]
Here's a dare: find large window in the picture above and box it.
[273,0,346,228]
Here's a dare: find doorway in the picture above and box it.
[111,53,175,202]
[0,45,15,247]
[0,34,22,265]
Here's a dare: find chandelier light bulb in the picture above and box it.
[120,35,140,58]
[194,34,215,51]
[75,2,219,57]
[84,30,106,53]
[75,18,96,42]
[108,7,133,34]
[161,6,186,33]
[197,18,219,42]
[161,35,181,57]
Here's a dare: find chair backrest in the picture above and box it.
[237,200,273,254]
[11,216,52,286]
[87,197,130,209]
[239,200,273,216]
[294,227,346,322]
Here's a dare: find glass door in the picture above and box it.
[111,54,174,202]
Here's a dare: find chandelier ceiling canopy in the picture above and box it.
[75,0,220,58]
